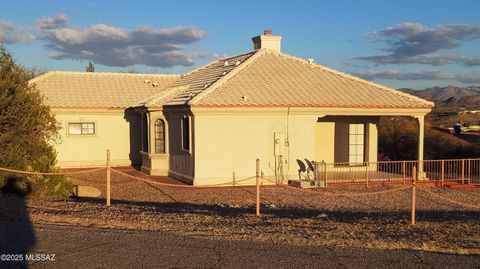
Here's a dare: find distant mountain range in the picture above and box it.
[399,86,480,108]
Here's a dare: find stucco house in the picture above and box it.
[32,31,434,185]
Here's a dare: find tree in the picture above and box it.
[378,117,418,160]
[85,61,95,72]
[0,46,59,171]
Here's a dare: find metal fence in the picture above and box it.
[314,159,480,186]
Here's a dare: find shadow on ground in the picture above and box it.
[74,196,480,223]
[0,193,36,269]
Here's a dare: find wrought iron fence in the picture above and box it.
[314,159,480,186]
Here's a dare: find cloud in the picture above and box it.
[456,72,480,84]
[0,21,35,44]
[355,22,480,66]
[37,14,68,30]
[36,14,207,67]
[351,69,480,84]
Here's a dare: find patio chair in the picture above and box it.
[296,159,309,180]
[304,159,315,179]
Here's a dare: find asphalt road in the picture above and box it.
[0,222,479,269]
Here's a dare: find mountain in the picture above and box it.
[399,85,480,108]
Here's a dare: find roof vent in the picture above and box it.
[241,95,248,101]
[224,61,229,67]
[235,60,241,66]
[144,79,150,83]
[152,82,159,87]
[222,71,227,76]
[307,58,315,64]
[204,83,210,89]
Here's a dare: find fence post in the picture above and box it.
[106,149,111,207]
[256,158,260,217]
[441,160,445,187]
[468,159,471,185]
[402,161,406,186]
[324,163,328,188]
[365,162,369,189]
[411,166,417,226]
[461,159,465,184]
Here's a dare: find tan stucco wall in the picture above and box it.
[193,112,319,185]
[320,116,379,169]
[192,110,383,186]
[52,109,141,167]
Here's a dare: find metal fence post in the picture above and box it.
[365,162,369,189]
[468,159,471,185]
[256,158,260,217]
[441,160,445,187]
[324,163,328,188]
[461,159,465,184]
[106,149,111,207]
[411,166,417,226]
[402,161,406,186]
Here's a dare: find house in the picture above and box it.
[32,31,434,185]
[29,72,179,167]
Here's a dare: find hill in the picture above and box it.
[399,85,480,108]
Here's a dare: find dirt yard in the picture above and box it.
[1,168,479,255]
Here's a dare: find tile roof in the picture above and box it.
[30,71,179,109]
[184,49,433,109]
[157,51,257,106]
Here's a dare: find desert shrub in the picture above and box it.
[0,46,71,197]
[378,117,418,160]
[0,174,31,195]
[0,46,59,172]
[0,173,72,198]
[28,174,73,198]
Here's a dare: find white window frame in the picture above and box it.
[154,119,166,154]
[67,122,96,136]
[348,123,365,164]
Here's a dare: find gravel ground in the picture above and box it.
[1,168,479,255]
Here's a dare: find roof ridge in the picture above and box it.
[138,85,189,108]
[269,50,434,107]
[39,70,180,77]
[28,71,58,85]
[188,50,263,105]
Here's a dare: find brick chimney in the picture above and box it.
[252,30,282,52]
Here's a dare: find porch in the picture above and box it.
[310,159,480,187]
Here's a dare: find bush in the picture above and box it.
[0,173,73,198]
[0,46,70,197]
[28,174,73,198]
[0,46,59,172]
[0,175,31,195]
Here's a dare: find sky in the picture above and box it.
[1,0,480,90]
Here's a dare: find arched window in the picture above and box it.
[155,119,166,153]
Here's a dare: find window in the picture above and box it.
[155,119,166,153]
[68,122,95,135]
[348,123,365,164]
[181,116,190,151]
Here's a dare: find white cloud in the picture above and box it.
[36,14,207,67]
[356,22,480,66]
[0,21,35,44]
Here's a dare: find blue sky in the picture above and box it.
[1,0,480,89]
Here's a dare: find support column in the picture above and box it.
[415,115,425,179]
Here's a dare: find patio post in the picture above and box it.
[415,115,425,179]
[106,149,111,207]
